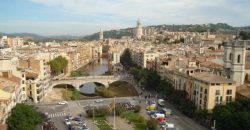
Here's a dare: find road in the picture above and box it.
[140,90,209,130]
[35,96,208,130]
[35,97,138,130]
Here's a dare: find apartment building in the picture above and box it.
[191,73,236,111]
[19,57,50,103]
[0,72,22,124]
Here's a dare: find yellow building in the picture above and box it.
[191,72,236,111]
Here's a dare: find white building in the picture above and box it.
[134,20,143,40]
[223,40,250,86]
[111,52,121,65]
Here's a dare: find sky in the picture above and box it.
[0,0,249,36]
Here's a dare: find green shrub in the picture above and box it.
[121,112,145,123]
[146,119,158,130]
[115,106,126,116]
[86,107,109,117]
[95,87,114,98]
[134,105,141,113]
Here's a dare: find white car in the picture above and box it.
[95,99,103,103]
[58,101,68,105]
[65,119,71,126]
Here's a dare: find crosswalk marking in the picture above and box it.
[48,112,67,118]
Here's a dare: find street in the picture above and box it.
[35,96,208,130]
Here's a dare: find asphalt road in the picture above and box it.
[35,96,208,130]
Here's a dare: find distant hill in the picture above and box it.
[83,29,133,41]
[0,33,82,41]
[1,23,249,41]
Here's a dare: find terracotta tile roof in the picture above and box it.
[236,84,250,98]
[200,61,222,69]
[25,71,39,79]
[191,72,234,83]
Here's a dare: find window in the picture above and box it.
[226,96,232,102]
[200,87,203,92]
[228,83,232,85]
[22,74,24,77]
[237,55,241,63]
[227,89,232,95]
[204,89,207,94]
[216,83,220,86]
[215,96,220,102]
[211,83,215,86]
[215,90,220,95]
[22,80,24,84]
[229,53,232,60]
[22,87,25,91]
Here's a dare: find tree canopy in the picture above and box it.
[120,48,134,69]
[212,99,250,130]
[239,31,250,40]
[48,56,68,75]
[7,104,43,130]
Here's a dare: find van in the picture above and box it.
[151,113,165,119]
[158,99,165,106]
[146,104,157,111]
[160,108,172,118]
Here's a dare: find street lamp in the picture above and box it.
[211,120,216,130]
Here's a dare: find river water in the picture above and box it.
[79,58,109,94]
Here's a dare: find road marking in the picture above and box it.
[48,112,67,118]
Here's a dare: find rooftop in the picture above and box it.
[191,72,234,83]
[236,84,250,99]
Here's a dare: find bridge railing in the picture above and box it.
[51,75,133,81]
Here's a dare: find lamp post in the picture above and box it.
[211,120,216,130]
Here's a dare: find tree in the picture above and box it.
[212,100,250,130]
[146,119,158,130]
[7,104,43,130]
[239,31,250,40]
[120,49,133,69]
[48,56,68,76]
[133,105,141,113]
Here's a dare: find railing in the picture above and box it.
[51,75,132,81]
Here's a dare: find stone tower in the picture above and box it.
[223,40,247,86]
[99,29,103,40]
[134,19,143,40]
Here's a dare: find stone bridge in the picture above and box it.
[50,75,134,90]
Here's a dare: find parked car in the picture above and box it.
[78,121,87,127]
[95,99,103,103]
[80,126,89,130]
[158,99,165,106]
[73,117,81,122]
[65,119,71,126]
[58,101,68,105]
[161,123,174,129]
[147,110,158,115]
[146,104,157,111]
[160,108,173,118]
[151,113,165,119]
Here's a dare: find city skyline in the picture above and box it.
[0,0,249,36]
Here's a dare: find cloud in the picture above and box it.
[0,20,128,36]
[28,0,228,24]
[2,0,249,35]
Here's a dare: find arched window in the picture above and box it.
[237,55,241,63]
[229,53,232,60]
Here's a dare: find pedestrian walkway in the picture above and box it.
[48,112,67,118]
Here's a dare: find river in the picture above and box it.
[79,58,109,94]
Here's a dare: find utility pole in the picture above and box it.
[211,120,216,130]
[92,101,95,122]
